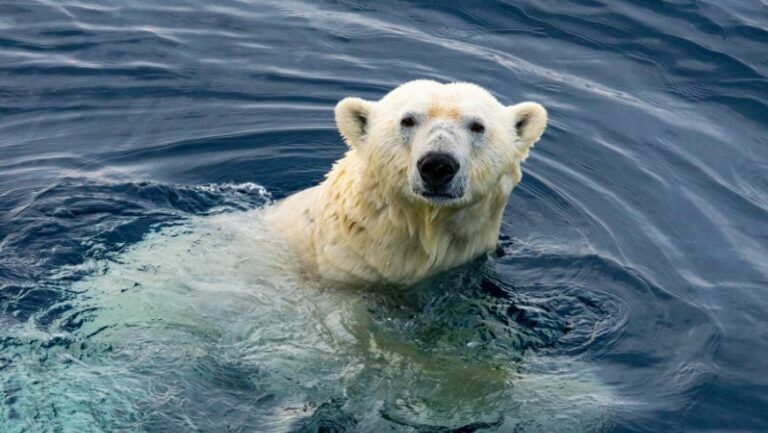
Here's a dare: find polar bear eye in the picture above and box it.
[469,121,485,134]
[400,115,416,128]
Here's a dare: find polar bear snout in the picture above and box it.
[418,152,459,191]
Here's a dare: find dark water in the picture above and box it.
[1,0,767,432]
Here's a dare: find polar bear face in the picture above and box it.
[335,80,547,208]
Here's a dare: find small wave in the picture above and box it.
[192,181,271,199]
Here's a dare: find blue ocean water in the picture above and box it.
[1,0,767,432]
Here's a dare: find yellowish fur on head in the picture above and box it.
[427,104,461,120]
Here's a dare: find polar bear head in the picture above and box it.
[335,80,547,208]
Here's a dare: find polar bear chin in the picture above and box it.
[265,80,547,285]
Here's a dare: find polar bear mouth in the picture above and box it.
[422,191,461,199]
[413,178,465,202]
[416,188,465,205]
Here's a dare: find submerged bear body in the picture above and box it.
[266,80,547,284]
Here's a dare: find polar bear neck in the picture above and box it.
[311,150,512,284]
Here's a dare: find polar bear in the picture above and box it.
[266,80,547,284]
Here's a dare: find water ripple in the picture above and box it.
[1,0,767,431]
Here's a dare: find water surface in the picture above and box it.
[1,1,767,432]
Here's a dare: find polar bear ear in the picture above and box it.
[508,102,547,153]
[335,97,375,148]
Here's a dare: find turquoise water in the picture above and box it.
[1,1,767,432]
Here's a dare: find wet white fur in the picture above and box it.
[266,80,547,284]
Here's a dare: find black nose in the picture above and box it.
[418,152,459,188]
